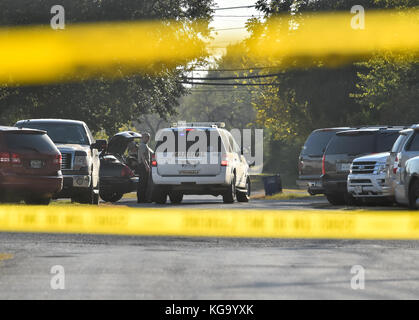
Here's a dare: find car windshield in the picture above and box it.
[302,130,337,156]
[17,122,89,145]
[3,132,57,153]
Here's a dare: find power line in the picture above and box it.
[213,15,261,18]
[212,27,246,31]
[188,66,282,72]
[186,73,283,81]
[212,5,256,11]
[182,81,278,86]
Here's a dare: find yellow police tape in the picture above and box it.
[1,206,419,240]
[0,9,417,84]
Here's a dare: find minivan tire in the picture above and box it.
[223,175,236,204]
[169,193,183,204]
[326,193,346,206]
[237,177,250,203]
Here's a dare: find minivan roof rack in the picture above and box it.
[171,122,225,128]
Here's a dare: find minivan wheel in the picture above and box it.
[169,193,183,204]
[326,193,346,206]
[223,175,236,204]
[24,197,51,205]
[237,178,250,203]
[408,179,419,210]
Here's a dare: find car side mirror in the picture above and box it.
[92,139,107,151]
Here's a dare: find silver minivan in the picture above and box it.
[151,123,250,204]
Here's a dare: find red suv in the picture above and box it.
[0,126,63,205]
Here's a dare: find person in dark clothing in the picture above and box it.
[137,133,153,203]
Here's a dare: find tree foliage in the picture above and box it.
[0,0,214,134]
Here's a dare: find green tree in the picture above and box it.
[0,0,214,135]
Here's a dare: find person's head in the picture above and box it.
[142,132,150,144]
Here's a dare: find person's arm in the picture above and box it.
[138,144,150,171]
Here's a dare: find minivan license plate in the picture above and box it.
[30,160,43,169]
[179,170,199,175]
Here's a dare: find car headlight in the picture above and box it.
[74,151,90,169]
[375,163,387,174]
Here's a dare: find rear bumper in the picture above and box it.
[152,169,230,186]
[322,175,348,194]
[296,177,324,195]
[154,183,230,196]
[100,176,138,194]
[0,174,63,196]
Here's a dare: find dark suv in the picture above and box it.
[297,128,351,195]
[0,126,63,204]
[322,127,403,205]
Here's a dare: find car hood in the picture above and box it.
[56,143,91,153]
[353,152,390,163]
[107,131,142,155]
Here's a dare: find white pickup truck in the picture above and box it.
[347,152,393,202]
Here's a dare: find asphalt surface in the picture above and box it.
[0,195,417,299]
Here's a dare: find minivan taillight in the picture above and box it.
[53,154,62,165]
[322,154,326,175]
[151,154,157,167]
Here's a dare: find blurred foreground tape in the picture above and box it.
[0,9,417,84]
[1,206,419,239]
[246,9,419,67]
[0,21,204,85]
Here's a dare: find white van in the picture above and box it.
[151,123,250,204]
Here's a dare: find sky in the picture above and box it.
[209,0,261,55]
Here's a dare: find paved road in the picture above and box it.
[115,194,406,211]
[0,196,415,299]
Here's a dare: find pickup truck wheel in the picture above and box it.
[409,179,419,210]
[100,191,123,203]
[169,193,183,204]
[79,176,99,205]
[237,178,250,202]
[223,174,236,204]
[24,197,51,205]
[326,193,346,206]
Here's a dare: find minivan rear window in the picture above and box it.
[3,133,57,153]
[302,130,337,156]
[155,129,222,153]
